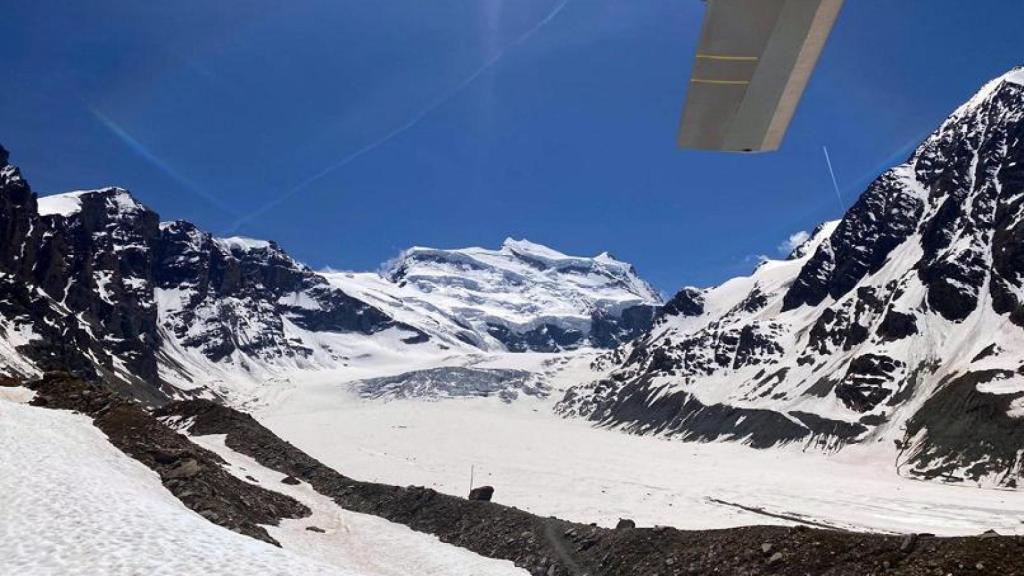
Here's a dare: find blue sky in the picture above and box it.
[2,1,1022,294]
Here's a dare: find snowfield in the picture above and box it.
[191,434,526,576]
[248,352,1024,538]
[0,393,525,576]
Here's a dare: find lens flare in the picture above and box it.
[90,108,237,216]
[225,0,571,234]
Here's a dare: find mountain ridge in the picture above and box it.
[557,66,1024,488]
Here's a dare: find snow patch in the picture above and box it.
[192,434,527,576]
[215,236,273,253]
[0,399,358,575]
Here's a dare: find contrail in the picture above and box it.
[822,145,842,208]
[226,0,571,234]
[91,109,238,216]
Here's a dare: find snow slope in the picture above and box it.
[191,434,526,576]
[251,360,1024,538]
[0,397,353,576]
[0,393,526,576]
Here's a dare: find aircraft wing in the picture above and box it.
[677,0,845,153]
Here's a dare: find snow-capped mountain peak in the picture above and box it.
[559,67,1024,489]
[37,187,145,218]
[212,236,275,254]
[332,239,662,352]
[943,66,1024,127]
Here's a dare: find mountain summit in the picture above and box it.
[326,238,662,352]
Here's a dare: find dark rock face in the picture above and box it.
[835,354,903,413]
[484,308,655,352]
[782,169,924,311]
[557,375,811,449]
[589,304,659,349]
[900,370,1024,487]
[35,189,163,387]
[558,70,1024,486]
[913,77,1024,323]
[659,287,705,319]
[877,310,918,341]
[486,322,587,353]
[154,221,420,367]
[0,159,154,396]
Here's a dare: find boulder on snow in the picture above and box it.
[468,486,494,502]
[615,518,636,530]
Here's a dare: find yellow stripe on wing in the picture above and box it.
[696,54,759,62]
[690,78,751,85]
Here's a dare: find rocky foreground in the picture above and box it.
[14,374,1023,576]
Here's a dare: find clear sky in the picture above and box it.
[2,1,1022,294]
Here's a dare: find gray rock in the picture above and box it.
[616,518,636,530]
[164,458,200,479]
[469,485,494,502]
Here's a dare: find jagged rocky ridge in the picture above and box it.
[0,160,426,401]
[558,68,1024,488]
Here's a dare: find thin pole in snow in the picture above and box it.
[469,464,475,493]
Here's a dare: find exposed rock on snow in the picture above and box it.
[27,373,310,545]
[4,376,528,576]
